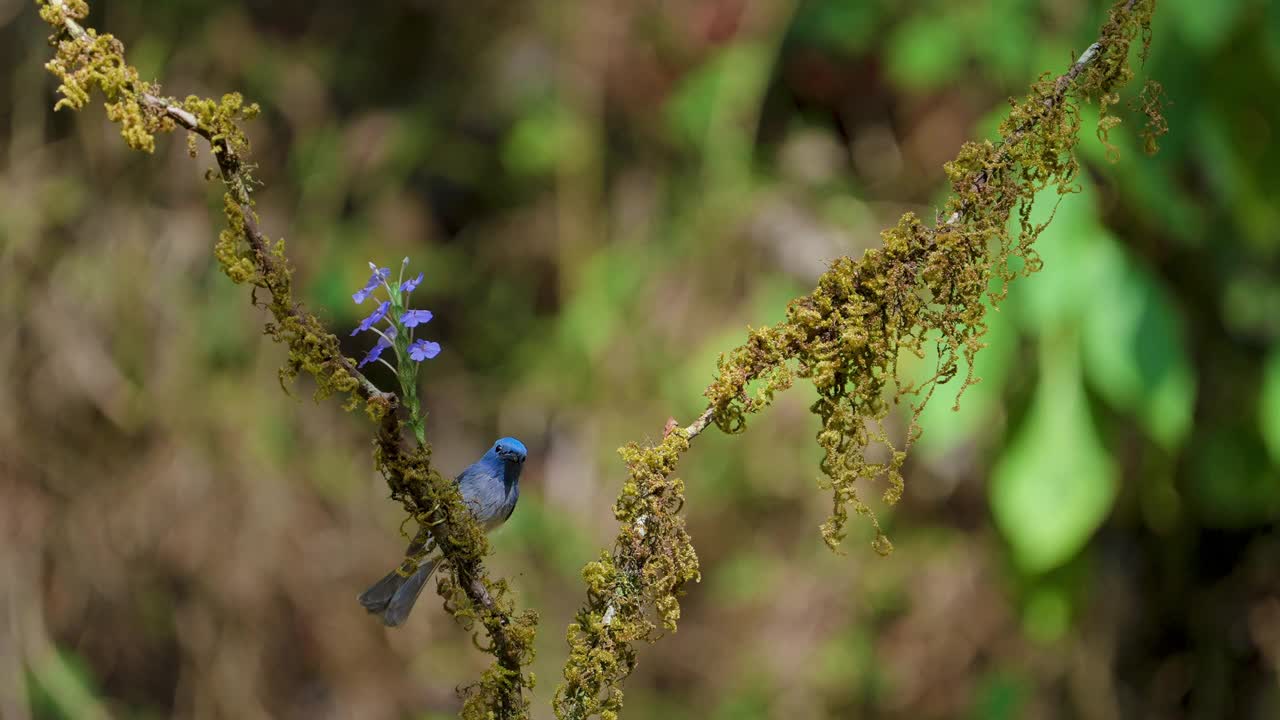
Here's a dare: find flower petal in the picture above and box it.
[352,266,391,304]
[402,309,433,328]
[401,271,425,294]
[351,301,391,336]
[357,343,386,368]
[357,332,395,368]
[408,339,441,362]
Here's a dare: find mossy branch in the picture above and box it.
[37,1,535,716]
[552,1,1163,717]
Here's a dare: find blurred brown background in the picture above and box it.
[2,0,1279,718]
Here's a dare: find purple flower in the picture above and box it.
[353,266,391,304]
[351,301,391,336]
[408,339,441,362]
[355,327,394,366]
[401,271,424,294]
[401,309,433,328]
[357,339,390,368]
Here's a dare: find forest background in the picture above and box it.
[1,0,1278,718]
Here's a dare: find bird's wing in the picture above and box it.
[502,481,520,522]
[455,460,504,520]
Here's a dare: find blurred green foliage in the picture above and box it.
[3,0,1280,718]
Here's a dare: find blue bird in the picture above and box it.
[359,437,527,626]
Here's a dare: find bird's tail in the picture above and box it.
[358,556,439,627]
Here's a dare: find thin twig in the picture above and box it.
[683,406,716,439]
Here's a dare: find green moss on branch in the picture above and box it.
[37,1,537,715]
[553,1,1162,717]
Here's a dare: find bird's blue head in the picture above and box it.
[491,437,527,466]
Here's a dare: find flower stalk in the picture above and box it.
[351,259,440,445]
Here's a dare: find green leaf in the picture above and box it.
[502,100,591,177]
[1188,429,1280,528]
[1258,349,1280,466]
[556,247,648,361]
[913,301,1016,459]
[664,43,770,151]
[1022,585,1070,643]
[967,0,1036,84]
[25,647,105,720]
[971,670,1029,720]
[1268,0,1280,72]
[885,14,965,90]
[1075,102,1204,247]
[1002,180,1195,449]
[787,0,887,53]
[289,124,344,207]
[1080,239,1196,449]
[1004,181,1108,332]
[990,342,1117,573]
[1164,0,1241,51]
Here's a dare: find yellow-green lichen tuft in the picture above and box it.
[553,430,702,718]
[689,0,1161,557]
[43,24,173,152]
[182,93,260,160]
